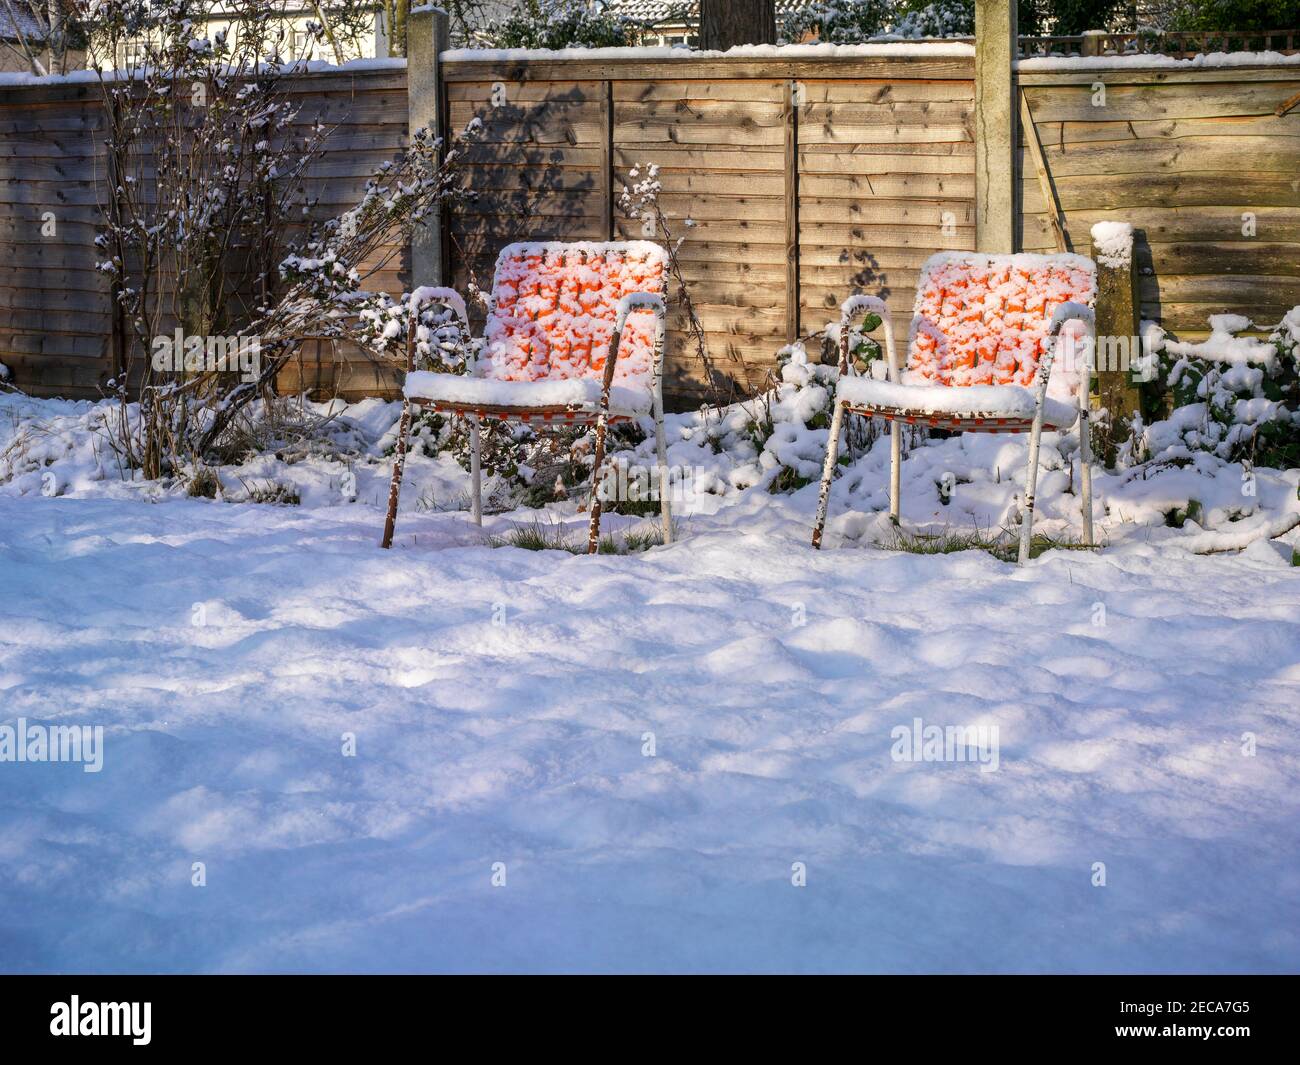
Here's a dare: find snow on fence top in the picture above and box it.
[440,42,976,62]
[1090,222,1134,269]
[1017,50,1300,72]
[0,56,407,88]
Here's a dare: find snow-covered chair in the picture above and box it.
[811,252,1099,563]
[399,241,672,552]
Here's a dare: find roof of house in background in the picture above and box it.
[606,0,811,22]
[0,3,49,43]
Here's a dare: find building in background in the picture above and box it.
[607,0,822,47]
[0,3,75,73]
[88,3,391,70]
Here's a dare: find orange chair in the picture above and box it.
[811,252,1098,563]
[396,241,671,552]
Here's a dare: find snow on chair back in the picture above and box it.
[908,253,1096,401]
[481,241,668,386]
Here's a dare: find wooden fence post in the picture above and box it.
[1090,226,1143,467]
[408,6,450,288]
[974,0,1016,253]
[784,77,800,343]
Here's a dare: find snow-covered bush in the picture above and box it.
[1135,310,1300,471]
[487,0,633,49]
[890,0,974,38]
[782,0,979,43]
[85,1,473,482]
[782,0,893,44]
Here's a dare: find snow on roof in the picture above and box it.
[0,3,48,43]
[605,0,810,20]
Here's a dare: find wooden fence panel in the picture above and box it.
[0,83,112,397]
[1020,72,1300,338]
[797,77,976,347]
[445,78,609,317]
[614,77,789,398]
[0,68,409,401]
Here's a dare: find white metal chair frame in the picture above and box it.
[811,291,1096,564]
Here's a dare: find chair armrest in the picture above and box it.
[1036,301,1096,412]
[839,295,900,382]
[607,292,667,396]
[410,285,475,372]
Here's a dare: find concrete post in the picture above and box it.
[974,0,1016,253]
[408,6,450,287]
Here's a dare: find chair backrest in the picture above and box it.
[480,241,668,388]
[907,252,1096,399]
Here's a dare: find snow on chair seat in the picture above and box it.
[834,378,1080,432]
[811,252,1099,562]
[386,241,672,553]
[404,371,654,421]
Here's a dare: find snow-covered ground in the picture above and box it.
[1,391,1298,973]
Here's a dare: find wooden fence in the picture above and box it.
[1018,62,1300,335]
[441,50,976,401]
[1,38,1298,409]
[0,64,409,399]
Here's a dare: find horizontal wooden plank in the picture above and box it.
[1143,241,1300,277]
[612,146,785,171]
[1139,272,1300,304]
[614,80,785,104]
[800,196,975,224]
[454,167,602,192]
[1024,204,1300,244]
[612,218,784,246]
[1,332,109,357]
[800,172,975,199]
[1041,171,1300,210]
[1039,136,1300,178]
[621,169,786,196]
[799,220,973,250]
[799,121,971,145]
[800,244,938,269]
[793,80,974,105]
[1042,113,1300,146]
[448,81,603,104]
[799,150,973,177]
[459,143,604,166]
[1018,66,1300,88]
[1023,81,1300,123]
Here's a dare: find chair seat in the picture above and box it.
[835,376,1079,432]
[404,371,653,421]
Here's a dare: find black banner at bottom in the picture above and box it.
[0,974,1290,1052]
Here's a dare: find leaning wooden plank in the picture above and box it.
[1020,91,1068,252]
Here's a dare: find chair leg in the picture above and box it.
[1019,417,1045,564]
[889,420,902,525]
[654,400,673,545]
[811,400,846,549]
[1077,374,1095,548]
[469,415,483,527]
[380,398,412,549]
